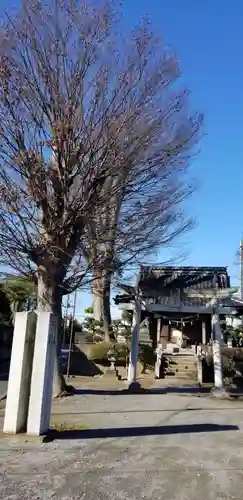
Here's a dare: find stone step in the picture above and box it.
[167,356,197,361]
[169,366,197,370]
[168,361,197,366]
[172,367,197,372]
[166,357,196,363]
[172,371,197,376]
[169,366,197,372]
[170,361,196,367]
[171,367,197,372]
[167,374,198,380]
[165,355,198,380]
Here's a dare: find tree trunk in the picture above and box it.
[92,269,111,342]
[37,268,70,397]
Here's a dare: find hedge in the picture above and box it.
[202,351,243,383]
[88,342,129,365]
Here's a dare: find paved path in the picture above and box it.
[0,379,8,400]
[1,386,243,499]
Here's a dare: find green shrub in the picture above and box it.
[88,342,111,362]
[235,360,243,376]
[203,352,236,382]
[138,344,156,373]
[88,342,129,366]
[115,343,129,361]
[84,332,94,343]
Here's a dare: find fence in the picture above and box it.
[0,322,13,376]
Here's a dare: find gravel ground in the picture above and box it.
[1,387,243,499]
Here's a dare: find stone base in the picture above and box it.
[0,431,48,443]
[127,381,142,393]
[103,368,118,379]
[211,387,231,400]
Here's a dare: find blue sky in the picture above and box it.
[122,0,243,279]
[1,1,243,318]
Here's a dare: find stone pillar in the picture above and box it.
[161,325,169,349]
[4,312,37,434]
[197,356,203,385]
[128,297,141,390]
[155,318,162,378]
[155,344,163,379]
[27,312,58,435]
[202,321,206,344]
[212,307,223,390]
[156,318,161,344]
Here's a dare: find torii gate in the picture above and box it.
[115,268,243,393]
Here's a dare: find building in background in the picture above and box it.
[117,266,243,350]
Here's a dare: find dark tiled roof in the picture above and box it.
[139,265,230,291]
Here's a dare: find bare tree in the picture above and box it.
[0,0,202,391]
[82,23,202,335]
[0,0,131,394]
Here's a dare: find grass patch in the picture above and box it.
[139,378,154,390]
[50,421,89,432]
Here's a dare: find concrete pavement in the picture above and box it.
[1,386,243,499]
[0,378,8,400]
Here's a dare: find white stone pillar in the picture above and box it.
[27,312,58,435]
[4,312,37,434]
[156,318,161,344]
[202,321,206,344]
[128,296,141,388]
[212,305,224,390]
[155,344,163,379]
[197,356,203,385]
[155,318,162,378]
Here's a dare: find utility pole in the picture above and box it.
[127,268,142,392]
[240,239,243,326]
[66,289,78,379]
[240,239,243,299]
[62,296,70,348]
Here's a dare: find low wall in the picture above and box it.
[202,345,243,360]
[0,324,13,375]
[62,343,103,376]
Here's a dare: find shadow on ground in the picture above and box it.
[62,346,103,377]
[75,388,134,396]
[44,423,239,442]
[74,386,211,396]
[153,386,211,394]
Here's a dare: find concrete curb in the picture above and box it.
[0,431,47,443]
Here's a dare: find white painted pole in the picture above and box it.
[66,289,77,379]
[155,317,162,378]
[211,300,224,390]
[127,294,141,388]
[202,321,206,344]
[62,297,69,349]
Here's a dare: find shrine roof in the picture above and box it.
[139,265,229,292]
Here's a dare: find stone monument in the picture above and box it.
[3,311,37,434]
[27,312,58,435]
[3,310,58,436]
